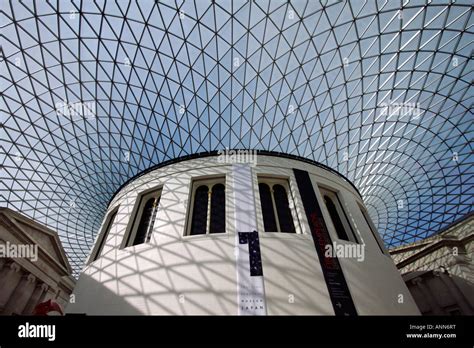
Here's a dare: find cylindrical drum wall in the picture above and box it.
[67,153,419,315]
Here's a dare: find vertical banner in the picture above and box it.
[232,164,267,315]
[293,169,357,316]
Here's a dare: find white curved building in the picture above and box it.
[67,153,419,315]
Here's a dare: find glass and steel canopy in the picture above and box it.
[1,0,473,275]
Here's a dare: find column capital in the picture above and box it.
[9,262,21,273]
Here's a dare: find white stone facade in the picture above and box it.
[67,154,419,315]
[390,214,474,315]
[0,208,75,315]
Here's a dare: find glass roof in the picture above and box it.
[1,0,473,276]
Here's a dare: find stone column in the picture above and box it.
[0,259,6,272]
[41,286,58,304]
[23,283,49,315]
[0,262,22,314]
[412,276,443,315]
[37,284,50,304]
[4,273,37,315]
[438,272,473,315]
[54,289,68,310]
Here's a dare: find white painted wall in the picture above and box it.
[67,155,419,315]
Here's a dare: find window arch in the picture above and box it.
[320,187,358,243]
[210,183,226,234]
[273,184,296,233]
[190,185,209,235]
[187,177,226,236]
[133,196,160,245]
[258,178,297,233]
[90,208,118,263]
[123,188,162,248]
[324,195,349,241]
[259,183,277,232]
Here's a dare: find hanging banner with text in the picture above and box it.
[293,168,357,316]
[233,164,267,315]
[236,231,265,315]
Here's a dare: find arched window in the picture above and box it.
[259,183,277,232]
[210,183,226,234]
[273,184,296,233]
[91,208,118,262]
[133,196,160,245]
[324,195,349,241]
[123,189,162,248]
[320,187,358,243]
[258,178,296,233]
[187,178,226,236]
[190,185,209,235]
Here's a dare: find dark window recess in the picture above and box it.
[93,210,117,261]
[273,184,296,233]
[210,184,225,234]
[259,183,277,232]
[190,185,209,235]
[133,196,159,245]
[324,195,349,241]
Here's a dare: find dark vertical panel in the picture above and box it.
[324,195,350,241]
[210,183,226,234]
[238,231,263,276]
[190,185,209,235]
[273,184,296,233]
[293,168,357,316]
[258,183,278,232]
[133,197,156,245]
[93,210,117,261]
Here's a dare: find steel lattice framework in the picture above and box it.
[1,0,473,276]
